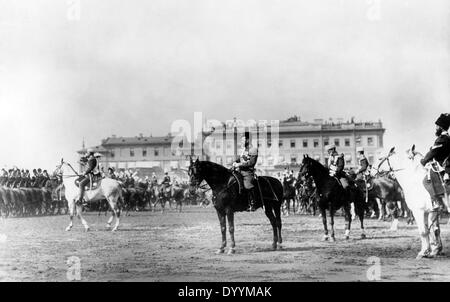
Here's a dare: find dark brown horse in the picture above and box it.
[299,155,366,241]
[188,158,283,253]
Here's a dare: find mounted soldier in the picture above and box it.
[108,167,117,179]
[0,168,7,186]
[420,113,450,211]
[151,172,158,187]
[326,144,349,188]
[232,133,259,211]
[77,148,100,205]
[355,147,369,180]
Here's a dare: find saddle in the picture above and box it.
[423,167,449,198]
[75,174,102,191]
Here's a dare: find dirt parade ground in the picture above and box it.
[1,206,450,282]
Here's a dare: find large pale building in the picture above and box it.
[200,116,385,174]
[79,117,385,176]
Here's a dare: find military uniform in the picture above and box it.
[233,143,259,211]
[356,152,369,181]
[328,150,350,188]
[421,113,450,209]
[78,153,99,204]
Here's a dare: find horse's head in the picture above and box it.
[406,144,423,161]
[298,154,314,180]
[188,157,203,194]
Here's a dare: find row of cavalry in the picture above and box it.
[0,172,208,218]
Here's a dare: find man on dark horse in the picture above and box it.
[232,134,259,211]
[420,113,450,211]
[77,148,100,205]
[326,144,348,187]
[161,171,171,188]
[355,147,370,203]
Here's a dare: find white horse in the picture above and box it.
[395,145,445,259]
[56,160,123,232]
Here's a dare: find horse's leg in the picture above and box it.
[344,202,352,240]
[389,201,399,231]
[216,211,226,254]
[226,211,236,254]
[76,203,90,232]
[329,207,336,242]
[375,198,383,220]
[357,201,366,239]
[414,210,430,259]
[65,199,76,231]
[274,203,282,247]
[321,207,329,241]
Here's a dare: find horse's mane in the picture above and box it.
[305,156,328,175]
[199,160,231,175]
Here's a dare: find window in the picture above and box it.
[226,157,233,165]
[154,149,159,157]
[345,154,352,165]
[142,149,147,157]
[313,139,319,148]
[216,141,222,149]
[216,156,223,164]
[290,139,296,148]
[303,139,308,148]
[291,155,297,164]
[267,139,272,148]
[368,155,374,164]
[226,141,232,149]
[130,149,135,157]
[178,141,183,148]
[323,138,329,146]
[110,151,115,158]
[367,137,374,146]
[334,138,340,147]
[279,140,283,147]
[345,138,350,147]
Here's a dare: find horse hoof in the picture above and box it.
[322,236,329,241]
[215,249,225,254]
[65,226,72,232]
[112,227,118,232]
[345,236,350,240]
[227,248,235,255]
[84,227,90,232]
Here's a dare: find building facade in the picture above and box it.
[78,117,385,176]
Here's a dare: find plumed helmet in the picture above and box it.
[435,113,450,131]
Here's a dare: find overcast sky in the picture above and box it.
[0,0,448,170]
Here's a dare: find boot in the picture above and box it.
[247,188,257,212]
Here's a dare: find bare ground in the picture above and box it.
[1,206,450,282]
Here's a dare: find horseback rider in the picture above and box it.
[232,133,259,212]
[161,171,171,190]
[420,113,450,211]
[108,167,117,179]
[77,148,99,205]
[151,172,158,187]
[355,147,369,181]
[326,144,350,189]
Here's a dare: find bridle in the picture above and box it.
[56,161,81,179]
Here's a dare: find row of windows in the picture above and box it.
[215,154,375,166]
[210,136,376,150]
[110,148,160,158]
